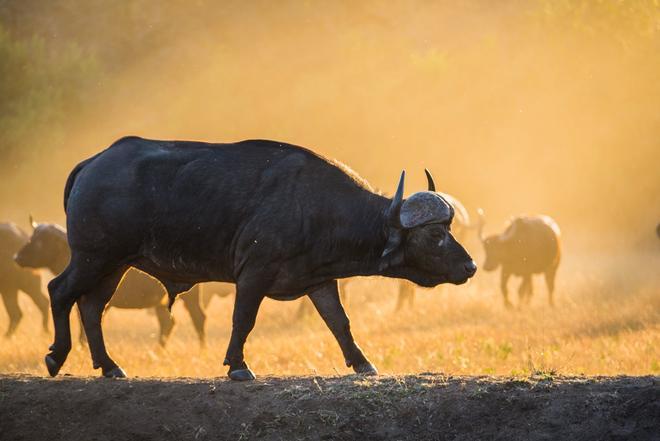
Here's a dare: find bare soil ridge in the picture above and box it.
[1,374,658,440]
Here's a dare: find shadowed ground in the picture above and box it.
[1,374,658,440]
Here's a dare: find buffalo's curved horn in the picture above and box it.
[424,168,436,192]
[386,170,405,228]
[29,214,37,231]
[381,171,405,258]
[477,208,485,242]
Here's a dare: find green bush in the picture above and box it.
[0,24,100,163]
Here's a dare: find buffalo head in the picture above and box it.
[14,218,67,271]
[380,169,477,286]
[477,209,514,271]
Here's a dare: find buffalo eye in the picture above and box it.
[430,230,446,247]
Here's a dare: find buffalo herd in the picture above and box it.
[1,136,565,380]
[14,220,208,347]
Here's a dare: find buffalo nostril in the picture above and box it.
[464,260,477,275]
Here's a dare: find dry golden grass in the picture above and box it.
[1,250,658,378]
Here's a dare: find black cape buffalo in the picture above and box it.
[0,223,49,336]
[478,211,561,308]
[47,137,476,380]
[14,220,207,346]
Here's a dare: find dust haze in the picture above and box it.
[0,0,659,377]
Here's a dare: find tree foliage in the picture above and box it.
[0,24,100,163]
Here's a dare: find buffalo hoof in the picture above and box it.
[228,368,256,381]
[354,363,378,376]
[103,366,127,378]
[45,354,62,377]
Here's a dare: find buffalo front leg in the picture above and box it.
[545,267,557,307]
[182,286,207,347]
[1,289,22,337]
[154,305,175,347]
[309,281,377,375]
[200,286,215,309]
[78,267,127,377]
[45,268,78,376]
[223,283,264,381]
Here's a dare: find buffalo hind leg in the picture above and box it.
[182,286,207,347]
[396,281,415,311]
[526,276,534,305]
[500,270,512,309]
[78,267,128,377]
[297,282,350,318]
[46,255,122,377]
[76,307,88,345]
[1,289,22,337]
[22,276,50,333]
[45,266,78,376]
[518,276,532,308]
[154,305,175,347]
[200,286,215,309]
[223,282,265,381]
[309,281,377,375]
[545,267,557,307]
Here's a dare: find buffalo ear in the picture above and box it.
[379,242,404,272]
[29,214,37,230]
[381,229,402,259]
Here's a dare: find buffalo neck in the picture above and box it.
[50,231,71,275]
[311,191,392,279]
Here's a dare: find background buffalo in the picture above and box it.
[478,212,561,308]
[15,221,207,346]
[0,223,48,336]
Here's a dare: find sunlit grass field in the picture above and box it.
[1,250,658,378]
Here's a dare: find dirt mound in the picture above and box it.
[1,374,658,440]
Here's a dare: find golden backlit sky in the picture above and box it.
[1,0,658,250]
